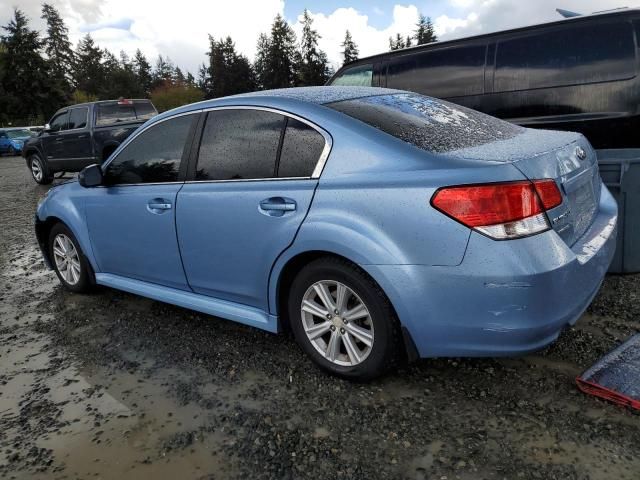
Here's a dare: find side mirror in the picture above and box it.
[44,123,51,132]
[78,164,103,188]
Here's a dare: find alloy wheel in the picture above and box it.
[31,158,43,182]
[301,280,374,366]
[52,234,81,285]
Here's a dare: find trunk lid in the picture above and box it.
[447,128,601,246]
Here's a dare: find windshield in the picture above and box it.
[327,93,523,153]
[7,129,31,139]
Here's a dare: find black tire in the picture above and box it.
[29,154,53,185]
[8,146,16,156]
[288,257,400,380]
[48,223,94,293]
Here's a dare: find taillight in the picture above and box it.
[431,179,563,240]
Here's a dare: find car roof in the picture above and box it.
[150,86,407,124]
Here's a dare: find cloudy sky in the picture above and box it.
[0,0,633,73]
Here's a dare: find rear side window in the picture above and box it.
[68,107,88,129]
[196,110,285,181]
[104,114,194,185]
[327,93,523,153]
[495,21,636,92]
[331,64,373,87]
[278,119,326,177]
[387,45,486,98]
[96,103,137,126]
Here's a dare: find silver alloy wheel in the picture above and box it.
[52,234,81,285]
[301,280,374,367]
[31,158,43,182]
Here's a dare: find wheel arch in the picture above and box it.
[271,249,419,363]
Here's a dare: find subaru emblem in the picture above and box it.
[575,146,587,161]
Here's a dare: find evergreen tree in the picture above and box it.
[262,14,298,89]
[152,55,174,89]
[185,71,196,87]
[73,34,105,97]
[41,3,73,112]
[297,9,329,86]
[197,62,211,95]
[132,49,152,96]
[406,35,413,48]
[415,14,437,45]
[174,66,185,84]
[253,33,270,90]
[206,35,255,98]
[389,33,406,51]
[1,9,51,123]
[340,30,359,65]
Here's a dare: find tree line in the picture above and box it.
[0,4,435,126]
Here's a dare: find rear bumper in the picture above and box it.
[365,185,618,358]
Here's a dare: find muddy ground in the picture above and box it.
[1,154,639,480]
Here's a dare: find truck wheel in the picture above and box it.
[29,154,53,185]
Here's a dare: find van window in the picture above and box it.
[331,64,373,87]
[327,93,523,154]
[495,21,636,92]
[387,45,486,98]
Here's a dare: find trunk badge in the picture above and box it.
[575,146,587,161]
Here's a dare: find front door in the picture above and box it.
[85,113,197,290]
[41,110,68,161]
[177,109,329,311]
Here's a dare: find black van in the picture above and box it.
[327,9,640,149]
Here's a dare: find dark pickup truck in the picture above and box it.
[23,99,157,184]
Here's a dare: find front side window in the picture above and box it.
[331,64,373,87]
[104,114,194,185]
[196,110,285,181]
[68,107,89,129]
[327,93,523,153]
[49,112,68,132]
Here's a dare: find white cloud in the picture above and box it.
[0,0,635,74]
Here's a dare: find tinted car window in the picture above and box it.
[134,100,158,121]
[96,103,137,126]
[495,21,635,92]
[331,64,373,87]
[68,107,88,129]
[387,45,486,98]
[327,93,523,153]
[278,119,325,177]
[49,112,68,132]
[196,110,285,181]
[104,115,194,185]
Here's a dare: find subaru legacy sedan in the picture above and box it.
[35,87,617,380]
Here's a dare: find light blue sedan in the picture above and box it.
[35,87,617,379]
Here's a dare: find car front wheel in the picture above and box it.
[288,257,400,380]
[29,154,53,185]
[49,223,94,293]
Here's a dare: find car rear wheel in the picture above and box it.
[49,223,94,293]
[29,154,53,185]
[8,146,16,156]
[288,257,400,380]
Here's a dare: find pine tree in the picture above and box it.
[174,66,185,84]
[262,14,298,89]
[197,62,210,95]
[415,14,437,45]
[152,55,174,89]
[73,34,105,97]
[297,9,329,86]
[185,71,196,87]
[206,35,255,98]
[41,3,73,110]
[406,35,413,48]
[132,49,152,96]
[1,9,51,123]
[389,33,406,51]
[340,30,359,65]
[253,33,270,90]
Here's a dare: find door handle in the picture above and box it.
[147,198,173,213]
[259,197,296,216]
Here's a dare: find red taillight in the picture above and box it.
[117,98,133,105]
[431,179,563,240]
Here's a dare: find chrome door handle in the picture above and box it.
[147,198,173,214]
[260,202,296,211]
[148,202,172,210]
[259,197,297,217]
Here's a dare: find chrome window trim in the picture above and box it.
[193,105,333,182]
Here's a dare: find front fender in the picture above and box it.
[36,183,98,272]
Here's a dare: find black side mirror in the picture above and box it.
[78,164,103,188]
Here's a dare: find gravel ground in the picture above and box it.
[1,155,639,480]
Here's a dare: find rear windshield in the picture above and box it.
[7,129,32,138]
[326,93,523,153]
[96,101,157,126]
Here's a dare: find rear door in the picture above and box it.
[176,108,329,310]
[85,112,198,290]
[61,106,93,166]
